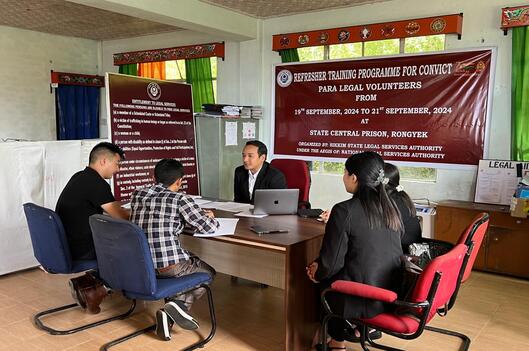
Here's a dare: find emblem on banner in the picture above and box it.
[381,25,396,37]
[360,27,371,40]
[298,34,309,45]
[430,18,446,33]
[147,82,161,100]
[319,32,329,44]
[454,60,486,75]
[277,69,293,88]
[338,30,350,42]
[279,36,290,47]
[405,21,420,35]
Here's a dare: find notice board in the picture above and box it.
[107,73,199,201]
[475,159,529,205]
[273,49,495,168]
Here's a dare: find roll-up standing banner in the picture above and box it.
[107,73,199,202]
[273,49,495,168]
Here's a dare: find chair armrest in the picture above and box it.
[330,280,398,303]
[420,238,454,246]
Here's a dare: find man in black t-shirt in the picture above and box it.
[56,142,130,260]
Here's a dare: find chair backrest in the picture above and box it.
[89,214,157,296]
[23,203,73,273]
[411,244,467,322]
[456,212,489,283]
[270,159,310,203]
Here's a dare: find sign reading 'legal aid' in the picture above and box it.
[108,73,199,201]
[273,49,494,167]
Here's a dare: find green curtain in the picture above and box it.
[185,58,215,112]
[279,49,300,63]
[118,63,138,76]
[512,26,529,161]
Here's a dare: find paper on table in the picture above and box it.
[194,218,239,237]
[234,210,268,218]
[201,201,253,213]
[194,198,213,206]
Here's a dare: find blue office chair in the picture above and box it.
[89,214,216,351]
[23,203,135,335]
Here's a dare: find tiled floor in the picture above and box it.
[0,269,528,350]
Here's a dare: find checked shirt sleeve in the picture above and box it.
[178,196,219,233]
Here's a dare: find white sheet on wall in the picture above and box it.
[42,141,82,209]
[0,140,110,275]
[0,142,44,274]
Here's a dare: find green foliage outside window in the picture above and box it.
[166,57,217,102]
[298,46,325,61]
[329,43,362,59]
[364,39,400,56]
[404,35,445,53]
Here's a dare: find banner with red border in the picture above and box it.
[273,49,494,168]
[107,73,199,201]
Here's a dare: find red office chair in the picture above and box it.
[320,244,469,351]
[270,158,311,208]
[419,212,489,344]
[422,212,489,312]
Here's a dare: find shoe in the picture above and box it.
[79,284,108,314]
[68,274,96,308]
[155,309,172,341]
[164,300,199,330]
[344,327,382,343]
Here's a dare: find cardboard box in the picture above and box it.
[510,197,529,218]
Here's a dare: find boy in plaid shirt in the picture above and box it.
[131,158,218,338]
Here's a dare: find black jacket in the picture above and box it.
[315,197,403,319]
[233,161,287,204]
[392,195,422,252]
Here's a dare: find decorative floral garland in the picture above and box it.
[51,71,104,87]
[113,42,225,65]
[501,5,529,34]
[272,14,463,51]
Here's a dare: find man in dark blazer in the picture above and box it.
[234,140,287,204]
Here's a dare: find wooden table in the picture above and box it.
[180,212,325,351]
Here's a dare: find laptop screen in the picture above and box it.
[253,189,299,215]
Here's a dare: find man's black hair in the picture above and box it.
[245,140,268,157]
[154,159,185,187]
[89,142,125,164]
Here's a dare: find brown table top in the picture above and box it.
[197,210,325,248]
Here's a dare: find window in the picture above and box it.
[303,35,445,182]
[364,38,400,56]
[165,57,217,102]
[329,43,362,60]
[298,46,325,62]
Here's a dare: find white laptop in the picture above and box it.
[253,189,299,215]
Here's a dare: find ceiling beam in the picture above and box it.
[68,0,258,41]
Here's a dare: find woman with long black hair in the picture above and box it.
[384,162,422,252]
[307,152,403,350]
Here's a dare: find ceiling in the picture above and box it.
[199,0,389,19]
[0,0,388,41]
[0,0,182,40]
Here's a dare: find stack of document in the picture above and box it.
[199,201,253,213]
[221,105,241,117]
[251,106,263,118]
[240,107,251,118]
